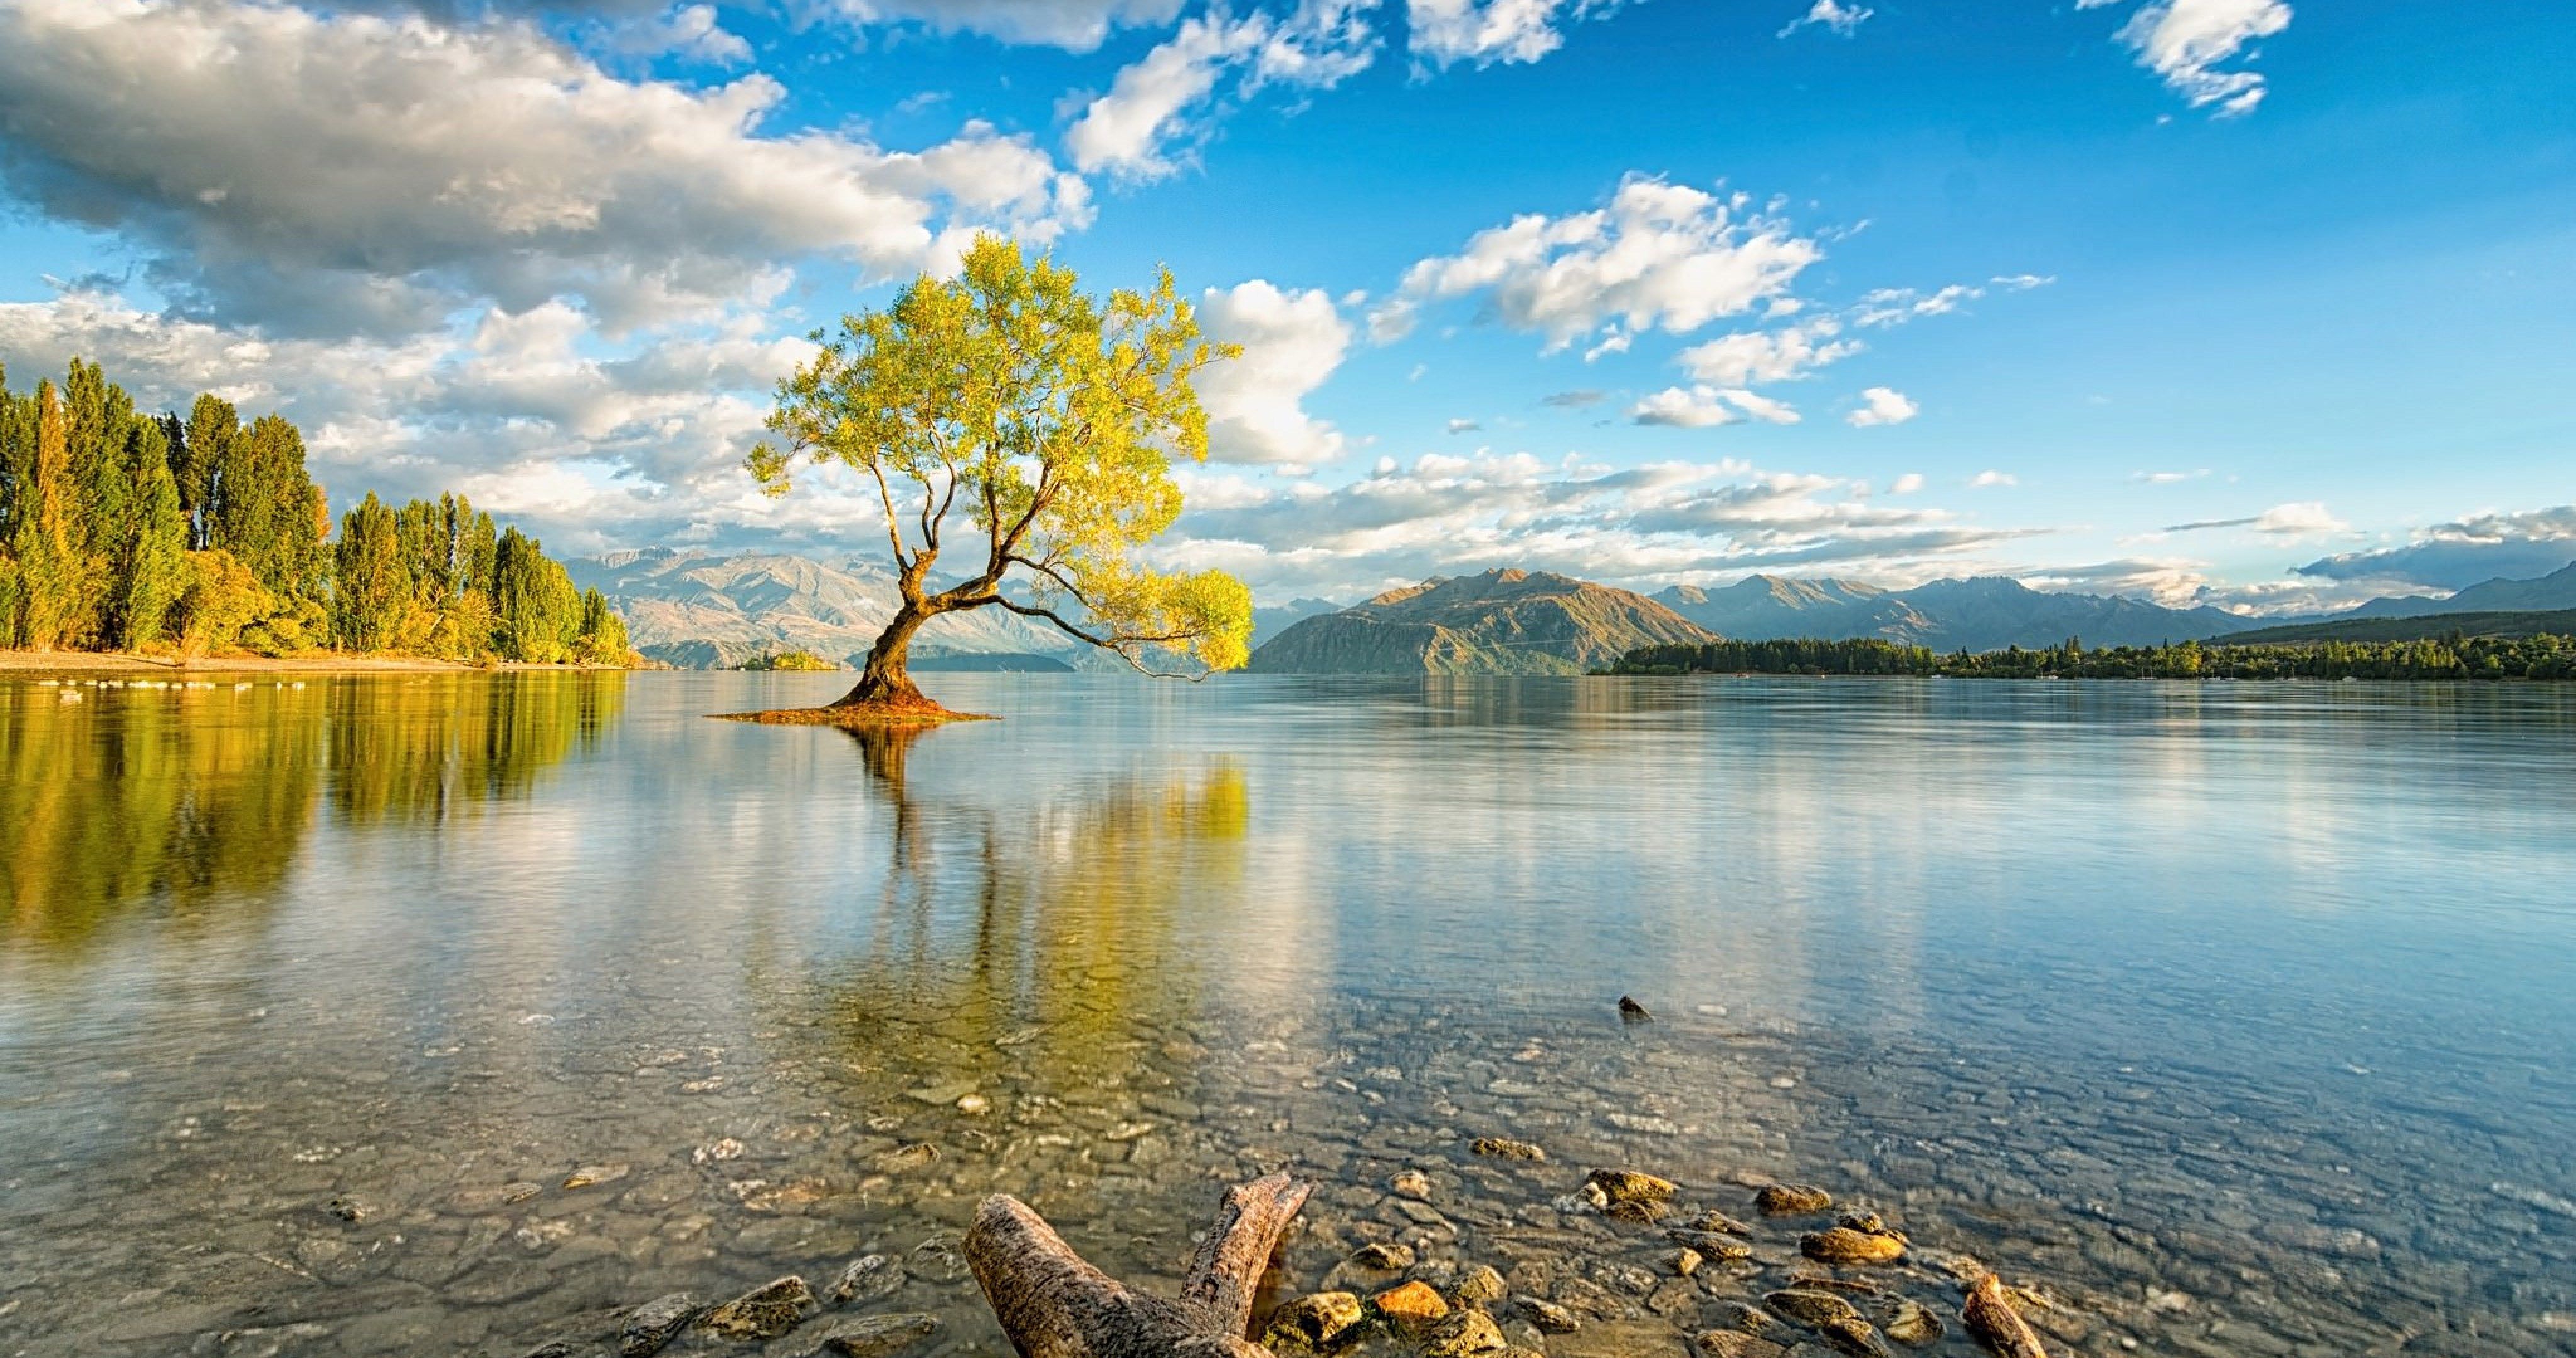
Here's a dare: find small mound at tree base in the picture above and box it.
[711,697,995,727]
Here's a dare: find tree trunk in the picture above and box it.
[835,596,938,709]
[965,1173,1311,1358]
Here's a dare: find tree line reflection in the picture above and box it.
[1,673,625,946]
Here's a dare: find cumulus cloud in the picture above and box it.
[1889,472,1924,495]
[1675,317,1862,387]
[1160,451,2032,599]
[1629,386,1799,429]
[1777,0,1871,39]
[599,3,752,63]
[2080,0,2292,118]
[817,0,1187,51]
[1968,469,2017,488]
[0,0,1091,338]
[1446,417,1482,434]
[1372,177,1823,352]
[0,287,824,550]
[1846,387,1918,427]
[1405,0,1621,69]
[2292,505,2576,591]
[1194,280,1354,468]
[1064,0,1377,180]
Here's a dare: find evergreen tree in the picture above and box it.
[575,587,631,665]
[331,492,412,652]
[178,394,238,551]
[113,420,187,650]
[8,380,77,649]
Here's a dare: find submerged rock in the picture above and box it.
[1665,1247,1702,1277]
[818,1312,941,1357]
[1391,1169,1433,1201]
[1268,1292,1367,1347]
[1801,1228,1904,1266]
[1469,1137,1546,1162]
[562,1164,630,1190]
[1755,1184,1834,1216]
[1818,1317,1892,1357]
[1373,1281,1450,1331]
[1882,1300,1943,1347]
[828,1254,904,1305]
[1663,1230,1753,1261]
[1692,1332,1786,1358]
[619,1294,699,1357]
[1587,1169,1677,1205]
[1687,1210,1753,1235]
[1764,1289,1860,1328]
[1350,1242,1416,1271]
[1422,1309,1508,1358]
[698,1276,818,1340]
[1453,1265,1507,1306]
[1512,1296,1580,1333]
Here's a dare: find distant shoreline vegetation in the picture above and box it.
[0,356,633,666]
[1603,635,2576,682]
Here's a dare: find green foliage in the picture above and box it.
[1608,633,2576,682]
[749,235,1253,687]
[171,549,273,658]
[492,527,582,663]
[738,649,839,671]
[0,355,630,663]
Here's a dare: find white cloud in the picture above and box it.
[818,0,1187,51]
[1405,0,1621,69]
[1777,0,1871,39]
[1163,451,2030,600]
[1629,387,1738,429]
[1846,387,1918,427]
[2133,468,2211,483]
[2083,0,2292,117]
[1992,273,2056,291]
[601,4,752,63]
[0,0,1091,338]
[1889,473,1924,495]
[1628,385,1798,429]
[1968,469,2017,488]
[1372,177,1823,352]
[2250,500,2344,536]
[1853,283,1983,328]
[1446,417,1482,434]
[2162,500,2346,538]
[1195,280,1354,468]
[0,288,824,551]
[2293,505,2576,591]
[1675,317,1862,387]
[1064,0,1377,180]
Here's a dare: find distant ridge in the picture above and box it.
[2341,560,2576,619]
[2225,609,2576,645]
[567,548,1085,670]
[1652,573,2261,653]
[1249,569,1715,675]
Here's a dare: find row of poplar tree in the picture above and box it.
[0,357,631,664]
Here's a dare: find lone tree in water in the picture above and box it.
[748,236,1254,717]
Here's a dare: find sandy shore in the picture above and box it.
[0,650,622,675]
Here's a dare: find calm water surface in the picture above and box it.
[2,673,2573,1358]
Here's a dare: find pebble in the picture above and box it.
[1756,1184,1835,1216]
[619,1293,699,1357]
[1374,1280,1450,1330]
[698,1276,818,1340]
[1470,1137,1546,1161]
[818,1312,941,1357]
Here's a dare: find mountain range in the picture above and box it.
[1247,570,1714,675]
[571,548,2576,672]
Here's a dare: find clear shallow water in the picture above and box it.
[2,672,2573,1357]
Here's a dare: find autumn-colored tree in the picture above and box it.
[748,235,1252,715]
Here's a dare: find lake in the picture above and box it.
[2,672,2573,1358]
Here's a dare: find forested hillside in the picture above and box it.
[0,356,628,663]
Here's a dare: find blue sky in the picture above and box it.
[0,0,2569,610]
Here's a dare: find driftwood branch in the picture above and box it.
[965,1173,1313,1358]
[1962,1274,2051,1358]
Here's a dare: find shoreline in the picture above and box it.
[0,649,628,675]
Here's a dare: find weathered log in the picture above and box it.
[965,1173,1313,1358]
[1961,1274,2050,1358]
